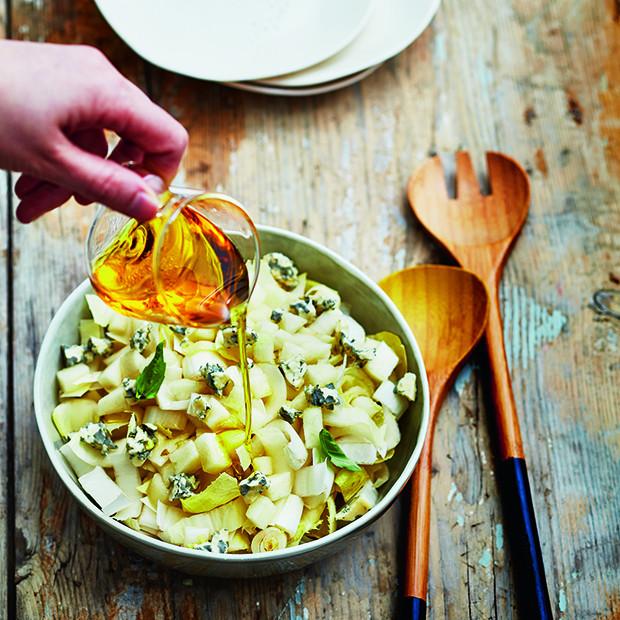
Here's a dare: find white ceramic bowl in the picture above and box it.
[33,225,429,577]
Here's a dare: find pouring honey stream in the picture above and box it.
[88,189,259,444]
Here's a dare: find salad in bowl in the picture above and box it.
[34,226,429,575]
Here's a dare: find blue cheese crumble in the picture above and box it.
[279,356,308,389]
[270,309,284,323]
[126,414,158,466]
[339,333,376,365]
[60,336,112,369]
[193,529,230,554]
[278,404,302,423]
[306,284,340,314]
[187,393,209,421]
[122,377,137,399]
[200,362,230,395]
[169,325,191,336]
[169,473,198,501]
[88,336,113,357]
[289,298,316,322]
[305,383,341,410]
[79,421,117,455]
[217,325,258,349]
[130,324,151,353]
[265,252,299,289]
[62,344,89,367]
[239,471,270,497]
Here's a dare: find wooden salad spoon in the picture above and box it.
[380,265,489,620]
[408,151,553,618]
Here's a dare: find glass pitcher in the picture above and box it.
[85,186,260,328]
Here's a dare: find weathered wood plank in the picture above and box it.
[0,10,14,618]
[7,0,620,618]
[489,1,620,617]
[1,0,6,37]
[8,2,162,619]
[1,163,12,620]
[1,11,13,620]
[1,19,14,620]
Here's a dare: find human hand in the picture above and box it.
[0,40,188,223]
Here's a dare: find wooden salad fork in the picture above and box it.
[407,151,553,619]
[380,266,489,620]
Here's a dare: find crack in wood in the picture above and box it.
[4,167,16,620]
[465,540,474,620]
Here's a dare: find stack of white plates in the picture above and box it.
[94,0,441,96]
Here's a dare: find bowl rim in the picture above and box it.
[33,224,430,564]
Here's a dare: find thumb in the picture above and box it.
[51,138,161,221]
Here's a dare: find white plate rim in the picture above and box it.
[92,0,376,82]
[257,0,441,87]
[225,64,382,97]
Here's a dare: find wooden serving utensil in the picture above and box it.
[408,151,553,619]
[380,265,489,620]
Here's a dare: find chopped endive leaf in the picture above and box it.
[335,480,378,521]
[318,429,361,472]
[218,429,246,456]
[339,366,375,396]
[251,526,288,553]
[368,331,407,377]
[135,342,166,399]
[335,468,369,501]
[136,479,151,495]
[395,372,417,402]
[290,504,324,545]
[52,399,98,440]
[326,495,337,534]
[181,472,240,513]
[365,462,390,488]
[293,461,334,497]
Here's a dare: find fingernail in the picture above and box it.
[129,191,159,222]
[144,174,166,195]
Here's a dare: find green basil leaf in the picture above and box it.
[135,341,166,399]
[318,429,361,472]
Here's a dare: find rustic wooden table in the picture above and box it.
[1,0,619,618]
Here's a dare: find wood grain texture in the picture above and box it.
[408,151,531,461]
[0,0,5,38]
[3,0,620,618]
[1,2,10,615]
[380,266,489,604]
[0,169,11,620]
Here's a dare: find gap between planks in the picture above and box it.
[4,7,17,620]
[3,171,16,620]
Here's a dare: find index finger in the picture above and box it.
[93,81,188,183]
